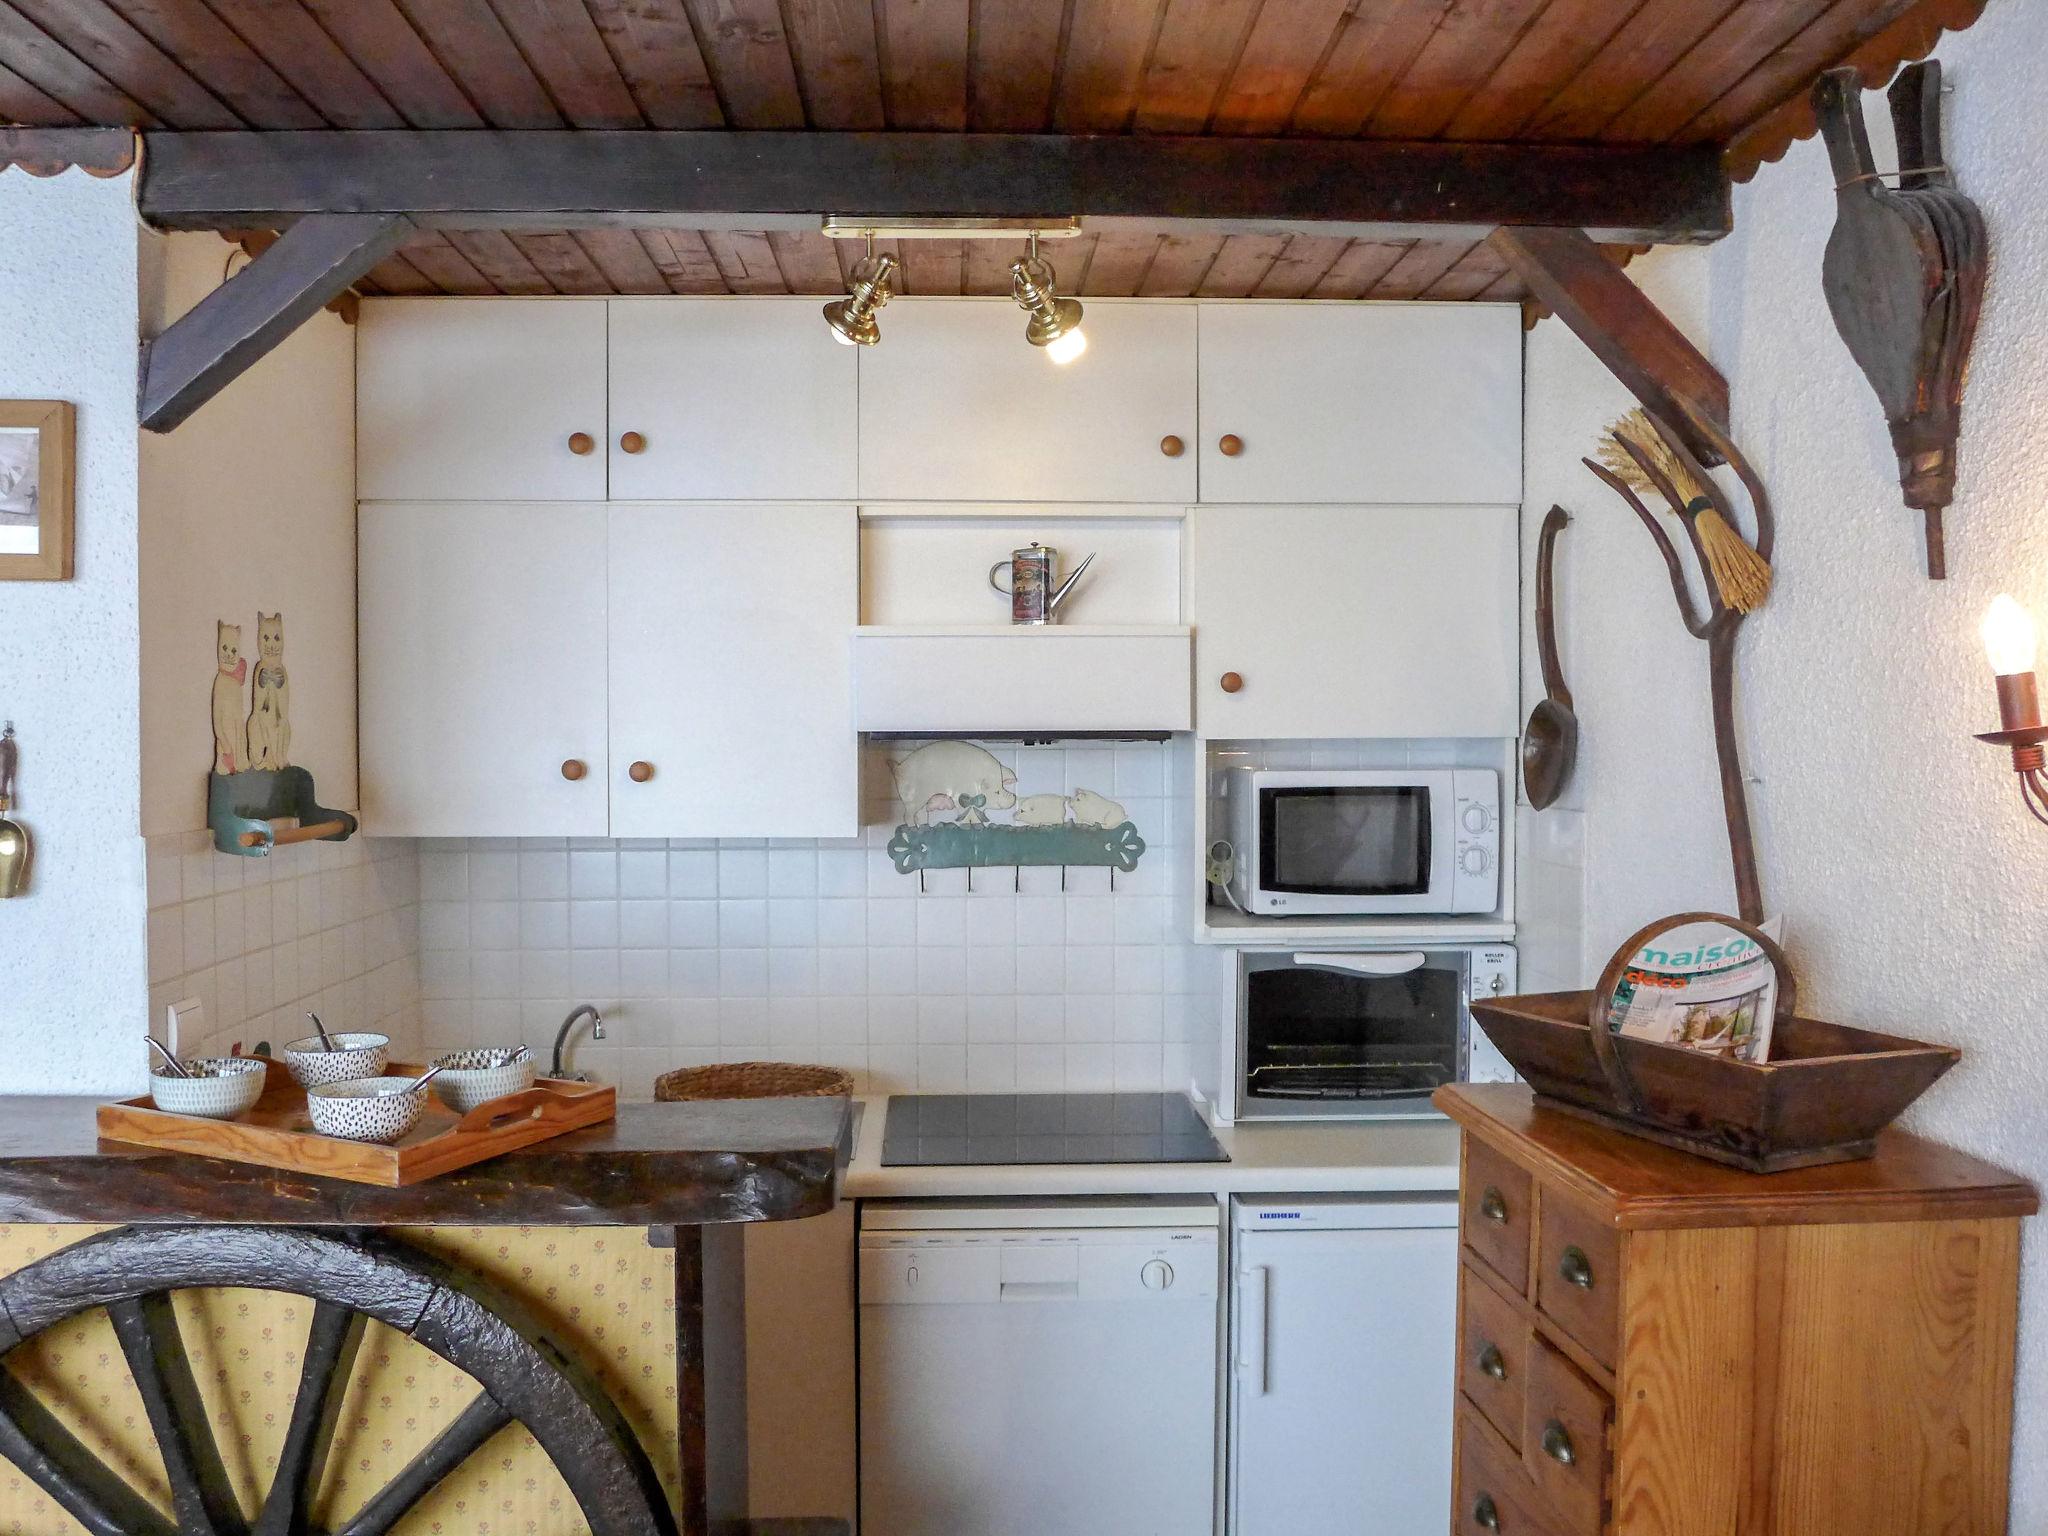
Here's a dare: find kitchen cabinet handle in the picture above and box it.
[1239,1264,1271,1396]
[1472,1493,1502,1531]
[1476,1341,1507,1381]
[1219,672,1244,694]
[560,759,587,782]
[1160,434,1185,457]
[568,432,595,455]
[1540,1420,1576,1467]
[619,430,646,454]
[1479,1186,1509,1224]
[1218,433,1244,457]
[1558,1245,1595,1290]
[628,761,655,783]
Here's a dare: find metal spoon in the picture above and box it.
[399,1065,447,1094]
[305,1010,336,1051]
[1522,506,1580,811]
[145,1036,191,1078]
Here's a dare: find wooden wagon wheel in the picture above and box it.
[0,1224,676,1536]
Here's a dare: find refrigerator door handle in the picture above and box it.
[1238,1264,1272,1395]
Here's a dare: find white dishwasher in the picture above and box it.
[1229,1194,1459,1535]
[858,1199,1221,1536]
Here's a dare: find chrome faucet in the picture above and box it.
[551,1003,606,1080]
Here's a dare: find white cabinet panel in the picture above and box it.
[608,504,858,839]
[357,299,608,502]
[359,503,609,837]
[858,300,1198,503]
[1197,303,1522,504]
[853,627,1192,734]
[1187,504,1518,739]
[608,299,858,500]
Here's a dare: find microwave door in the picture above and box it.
[1258,786,1438,915]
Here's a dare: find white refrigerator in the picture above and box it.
[1229,1195,1459,1535]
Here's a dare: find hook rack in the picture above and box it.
[208,767,357,856]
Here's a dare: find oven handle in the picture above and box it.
[1289,951,1425,976]
[1238,1263,1272,1395]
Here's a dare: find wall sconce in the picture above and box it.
[0,722,28,897]
[1975,595,2048,825]
[823,234,899,347]
[1010,233,1086,364]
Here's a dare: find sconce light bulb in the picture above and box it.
[1045,326,1088,365]
[1981,594,2038,676]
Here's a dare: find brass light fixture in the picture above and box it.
[1975,595,2048,825]
[0,722,28,898]
[823,233,899,347]
[1010,232,1086,364]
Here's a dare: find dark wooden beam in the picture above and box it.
[138,211,412,432]
[1489,225,1732,464]
[0,127,136,178]
[137,130,1730,244]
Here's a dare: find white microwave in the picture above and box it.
[1221,768,1499,916]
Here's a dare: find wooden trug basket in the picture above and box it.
[654,1061,853,1102]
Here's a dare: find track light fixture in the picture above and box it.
[823,234,898,346]
[1010,233,1086,364]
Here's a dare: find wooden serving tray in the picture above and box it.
[97,1063,616,1187]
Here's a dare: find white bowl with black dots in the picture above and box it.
[281,1031,390,1089]
[306,1076,428,1144]
[149,1057,267,1119]
[431,1048,537,1116]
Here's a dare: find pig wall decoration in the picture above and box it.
[885,741,1145,877]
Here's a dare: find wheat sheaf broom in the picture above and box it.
[1597,408,1773,613]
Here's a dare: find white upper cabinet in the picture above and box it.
[608,300,859,501]
[858,299,1198,503]
[357,299,608,502]
[1196,304,1522,504]
[1187,504,1519,740]
[607,503,859,840]
[359,502,610,838]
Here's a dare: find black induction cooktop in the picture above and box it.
[880,1092,1230,1167]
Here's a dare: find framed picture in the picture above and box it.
[0,400,75,581]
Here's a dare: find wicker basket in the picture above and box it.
[653,1061,854,1102]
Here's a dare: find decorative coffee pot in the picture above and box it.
[988,543,1095,625]
[0,723,29,899]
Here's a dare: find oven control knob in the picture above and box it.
[1140,1259,1175,1291]
[1461,804,1491,833]
[1460,846,1491,876]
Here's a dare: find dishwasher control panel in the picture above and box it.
[861,1227,1218,1306]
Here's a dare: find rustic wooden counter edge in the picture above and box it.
[0,1094,854,1227]
[1435,1083,2038,1229]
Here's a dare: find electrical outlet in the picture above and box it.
[164,997,203,1059]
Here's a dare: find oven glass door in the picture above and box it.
[1241,953,1463,1110]
[1258,786,1431,896]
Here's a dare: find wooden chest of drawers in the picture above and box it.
[1437,1084,2037,1536]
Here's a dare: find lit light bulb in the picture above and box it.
[1981,595,2038,676]
[1045,326,1088,365]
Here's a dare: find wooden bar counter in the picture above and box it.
[0,1092,855,1536]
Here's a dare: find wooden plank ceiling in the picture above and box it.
[0,0,1987,302]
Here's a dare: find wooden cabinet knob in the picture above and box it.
[568,432,595,455]
[560,759,587,781]
[628,760,655,783]
[1218,433,1244,457]
[619,430,646,454]
[1159,434,1185,458]
[1220,672,1244,694]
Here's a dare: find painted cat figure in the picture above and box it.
[245,612,291,770]
[211,622,247,774]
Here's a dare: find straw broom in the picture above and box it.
[1597,408,1773,613]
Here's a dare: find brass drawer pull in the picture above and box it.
[1558,1245,1595,1290]
[1472,1493,1501,1531]
[1479,1186,1509,1224]
[1476,1341,1507,1381]
[1540,1420,1576,1467]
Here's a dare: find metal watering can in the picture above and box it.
[988,543,1095,625]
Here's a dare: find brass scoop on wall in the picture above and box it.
[0,723,29,898]
[1521,509,1578,811]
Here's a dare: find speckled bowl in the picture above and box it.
[431,1048,537,1116]
[306,1076,428,1143]
[149,1057,267,1119]
[281,1031,390,1089]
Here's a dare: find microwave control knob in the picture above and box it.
[1489,973,1506,995]
[1460,846,1491,876]
[1462,804,1491,833]
[1140,1259,1174,1291]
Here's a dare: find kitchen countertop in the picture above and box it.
[842,1095,1460,1199]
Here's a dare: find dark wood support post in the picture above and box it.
[672,1225,750,1536]
[138,211,413,432]
[1488,225,1731,465]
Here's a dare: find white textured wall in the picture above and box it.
[1522,7,2048,1515]
[0,169,147,1094]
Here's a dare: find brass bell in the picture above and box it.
[0,723,29,899]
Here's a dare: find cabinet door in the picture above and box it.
[608,299,859,500]
[1188,504,1518,738]
[358,299,609,501]
[359,503,609,837]
[858,299,1198,503]
[1197,303,1522,504]
[608,503,858,839]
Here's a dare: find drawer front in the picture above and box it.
[1457,1411,1565,1536]
[1536,1193,1621,1371]
[1522,1336,1611,1533]
[1459,1265,1529,1446]
[1462,1137,1533,1293]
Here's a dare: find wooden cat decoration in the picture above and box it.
[246,611,291,770]
[210,621,247,774]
